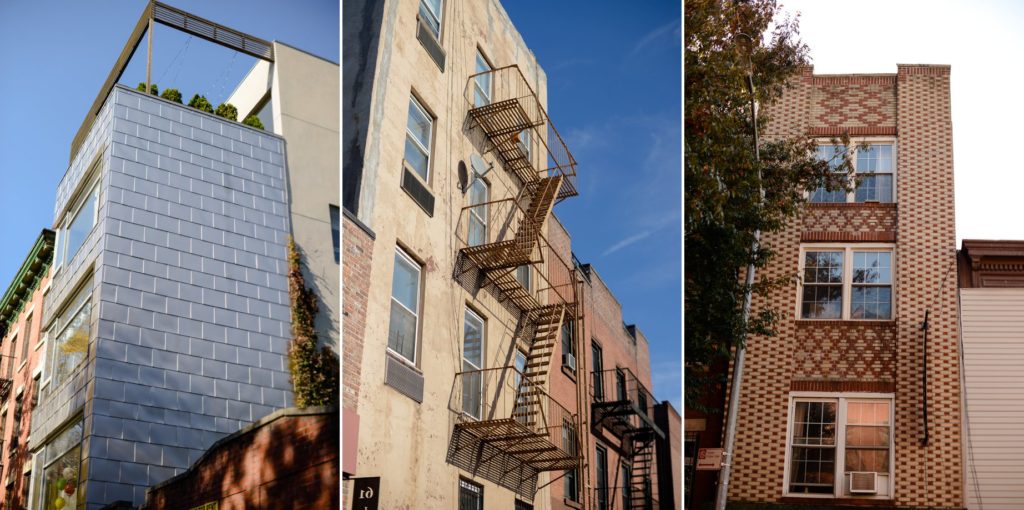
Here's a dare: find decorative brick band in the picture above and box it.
[801,231,896,242]
[794,320,895,327]
[808,126,898,137]
[897,64,950,76]
[810,75,897,86]
[790,380,895,393]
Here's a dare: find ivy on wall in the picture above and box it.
[287,238,339,408]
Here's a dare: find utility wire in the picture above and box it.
[215,51,239,103]
[157,35,192,86]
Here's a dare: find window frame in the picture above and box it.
[461,307,485,420]
[404,95,435,184]
[797,244,895,321]
[418,0,444,41]
[810,139,897,204]
[46,281,93,393]
[473,49,492,108]
[458,477,483,510]
[54,180,100,274]
[782,392,895,499]
[387,247,423,366]
[467,175,489,247]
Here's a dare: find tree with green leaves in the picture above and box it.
[684,0,852,410]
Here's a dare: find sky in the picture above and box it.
[503,2,682,409]
[0,0,337,286]
[776,0,1021,245]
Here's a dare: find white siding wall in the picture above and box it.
[961,288,1024,509]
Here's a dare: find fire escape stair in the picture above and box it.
[628,431,657,509]
[468,98,546,186]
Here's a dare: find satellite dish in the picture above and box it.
[457,161,469,192]
[470,153,492,179]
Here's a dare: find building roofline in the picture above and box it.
[273,39,339,67]
[0,229,56,337]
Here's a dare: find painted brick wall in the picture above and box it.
[727,65,962,508]
[39,86,295,508]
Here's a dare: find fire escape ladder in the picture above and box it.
[628,431,657,509]
[521,304,566,387]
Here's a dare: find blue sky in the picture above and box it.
[0,0,337,284]
[503,2,682,409]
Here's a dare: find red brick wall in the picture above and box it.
[142,408,338,510]
[342,214,373,413]
[726,65,962,508]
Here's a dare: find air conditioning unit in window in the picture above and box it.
[562,353,577,372]
[848,471,877,494]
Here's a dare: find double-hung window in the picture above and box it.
[561,321,576,371]
[405,96,433,182]
[418,0,443,40]
[467,176,488,246]
[462,308,484,419]
[388,248,421,364]
[800,246,893,320]
[473,51,491,107]
[514,350,529,424]
[458,478,482,510]
[563,419,579,501]
[787,395,893,498]
[810,143,895,203]
[515,265,531,291]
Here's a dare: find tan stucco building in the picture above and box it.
[342,0,672,508]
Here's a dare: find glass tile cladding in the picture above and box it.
[36,86,295,508]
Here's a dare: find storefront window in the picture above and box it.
[37,420,84,510]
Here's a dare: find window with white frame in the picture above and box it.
[473,50,491,108]
[418,0,443,40]
[462,308,484,419]
[519,128,532,166]
[515,265,531,291]
[800,246,893,320]
[34,419,84,510]
[810,143,894,204]
[467,176,488,246]
[404,96,433,182]
[388,248,421,364]
[787,395,893,498]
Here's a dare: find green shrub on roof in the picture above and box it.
[188,94,214,114]
[215,103,238,121]
[160,88,183,104]
[242,114,265,130]
[136,82,158,95]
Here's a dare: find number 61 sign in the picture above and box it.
[352,477,380,510]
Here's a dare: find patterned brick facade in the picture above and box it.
[341,212,373,413]
[727,65,962,509]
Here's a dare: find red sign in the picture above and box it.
[696,448,724,470]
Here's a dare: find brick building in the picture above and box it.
[342,0,674,508]
[0,230,55,509]
[714,65,962,509]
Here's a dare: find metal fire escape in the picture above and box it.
[447,64,590,505]
[591,368,664,510]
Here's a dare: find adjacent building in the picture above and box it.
[0,230,55,509]
[958,239,1024,510]
[343,0,674,508]
[709,65,962,509]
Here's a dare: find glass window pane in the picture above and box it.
[388,302,417,361]
[407,99,432,149]
[516,265,531,290]
[51,300,90,389]
[64,190,97,265]
[42,444,82,510]
[463,311,483,368]
[844,448,889,473]
[418,1,441,37]
[405,136,429,180]
[468,216,486,247]
[391,252,420,312]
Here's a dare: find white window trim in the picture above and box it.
[419,0,444,40]
[473,49,492,106]
[811,139,897,204]
[782,392,895,499]
[462,307,485,420]
[47,284,92,392]
[797,244,895,321]
[467,177,489,245]
[405,95,434,184]
[387,247,422,366]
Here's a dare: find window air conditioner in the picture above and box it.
[562,353,577,372]
[848,471,877,494]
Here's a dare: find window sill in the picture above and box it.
[806,202,897,210]
[781,496,894,506]
[561,365,577,383]
[563,499,582,509]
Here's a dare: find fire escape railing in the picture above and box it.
[0,355,17,402]
[466,65,578,200]
[590,368,662,437]
[593,486,657,510]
